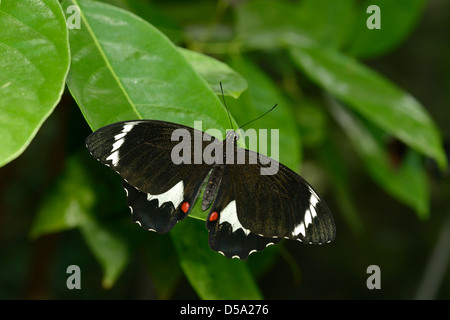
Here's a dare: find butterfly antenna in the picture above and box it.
[220,82,235,131]
[238,103,278,130]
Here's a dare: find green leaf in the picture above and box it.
[288,38,447,170]
[178,47,247,99]
[30,156,95,239]
[62,0,235,135]
[329,97,429,218]
[0,0,70,167]
[348,0,427,59]
[171,218,263,299]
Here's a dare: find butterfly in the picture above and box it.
[85,115,336,259]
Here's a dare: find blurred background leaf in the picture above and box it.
[288,38,446,170]
[327,96,430,218]
[348,0,427,59]
[79,218,141,289]
[295,0,356,49]
[30,156,96,239]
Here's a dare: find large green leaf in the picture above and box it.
[62,0,235,133]
[288,37,447,170]
[0,0,70,167]
[171,218,263,299]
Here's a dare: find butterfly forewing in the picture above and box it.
[86,120,214,233]
[228,150,336,244]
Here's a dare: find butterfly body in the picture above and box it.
[86,120,335,259]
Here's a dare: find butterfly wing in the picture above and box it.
[206,149,335,258]
[86,120,214,233]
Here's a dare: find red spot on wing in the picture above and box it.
[181,201,190,213]
[209,211,219,222]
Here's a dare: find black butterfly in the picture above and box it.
[86,119,336,259]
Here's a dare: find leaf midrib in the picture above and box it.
[72,0,142,120]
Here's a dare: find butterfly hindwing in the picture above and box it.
[122,180,180,232]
